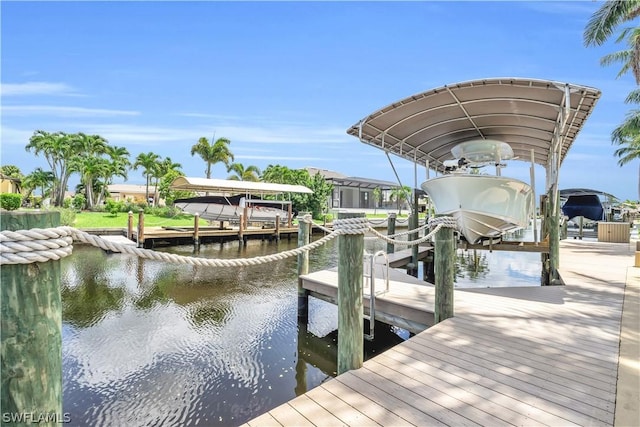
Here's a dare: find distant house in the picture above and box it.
[0,174,21,194]
[304,167,404,210]
[107,184,161,205]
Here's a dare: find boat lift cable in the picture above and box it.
[385,151,415,212]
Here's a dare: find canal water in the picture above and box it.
[61,230,541,426]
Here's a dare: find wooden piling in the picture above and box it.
[434,223,455,323]
[193,213,200,247]
[579,216,584,240]
[137,210,145,248]
[409,191,419,276]
[337,212,364,375]
[238,214,245,246]
[386,213,396,254]
[287,204,293,228]
[127,211,134,240]
[1,211,63,421]
[275,215,281,241]
[297,212,311,322]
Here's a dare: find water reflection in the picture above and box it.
[61,228,540,426]
[62,237,402,426]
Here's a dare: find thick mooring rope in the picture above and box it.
[0,215,456,266]
[0,216,374,266]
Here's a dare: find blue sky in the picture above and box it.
[1,1,638,201]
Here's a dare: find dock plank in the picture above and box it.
[243,239,634,427]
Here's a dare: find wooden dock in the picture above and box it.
[131,225,299,247]
[245,239,637,426]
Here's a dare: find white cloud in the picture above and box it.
[1,82,81,97]
[2,105,140,117]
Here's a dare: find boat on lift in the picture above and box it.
[420,139,534,244]
[170,177,313,225]
[174,194,291,223]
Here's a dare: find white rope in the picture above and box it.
[0,215,455,266]
[367,216,458,247]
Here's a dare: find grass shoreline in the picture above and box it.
[6,209,417,229]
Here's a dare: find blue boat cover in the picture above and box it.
[561,194,604,221]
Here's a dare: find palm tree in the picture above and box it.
[152,157,182,206]
[0,165,22,178]
[133,152,160,204]
[611,109,640,199]
[372,187,382,214]
[390,186,411,214]
[584,0,640,83]
[24,168,55,200]
[227,163,261,181]
[25,130,74,206]
[95,146,131,206]
[190,136,234,179]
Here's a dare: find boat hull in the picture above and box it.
[174,196,289,223]
[421,174,533,243]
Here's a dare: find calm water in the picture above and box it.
[61,229,541,426]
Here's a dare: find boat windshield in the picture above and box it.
[451,139,514,164]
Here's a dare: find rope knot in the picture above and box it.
[333,216,369,235]
[428,216,458,229]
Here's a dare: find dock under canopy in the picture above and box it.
[347,77,601,174]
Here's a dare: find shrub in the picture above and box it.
[71,194,86,211]
[105,199,123,217]
[0,193,22,210]
[51,208,76,226]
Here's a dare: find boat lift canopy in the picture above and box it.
[347,77,601,176]
[170,177,313,196]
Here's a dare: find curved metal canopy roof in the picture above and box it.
[347,77,601,174]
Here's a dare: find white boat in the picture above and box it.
[174,195,290,223]
[170,177,313,225]
[421,140,533,243]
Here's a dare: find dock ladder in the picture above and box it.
[363,250,390,341]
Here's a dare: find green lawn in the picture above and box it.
[73,211,195,228]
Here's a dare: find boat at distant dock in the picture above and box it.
[170,177,313,224]
[174,195,291,223]
[421,139,534,244]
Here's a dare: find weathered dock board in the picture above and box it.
[303,267,435,334]
[97,235,136,246]
[245,239,636,426]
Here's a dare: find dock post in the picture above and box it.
[287,204,293,228]
[579,216,584,240]
[193,213,200,248]
[408,191,419,277]
[1,211,63,422]
[127,210,134,240]
[275,215,281,241]
[541,189,561,285]
[434,222,455,323]
[137,209,145,248]
[238,214,245,247]
[386,213,396,254]
[297,212,311,321]
[337,212,364,375]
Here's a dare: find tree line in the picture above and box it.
[2,131,334,218]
